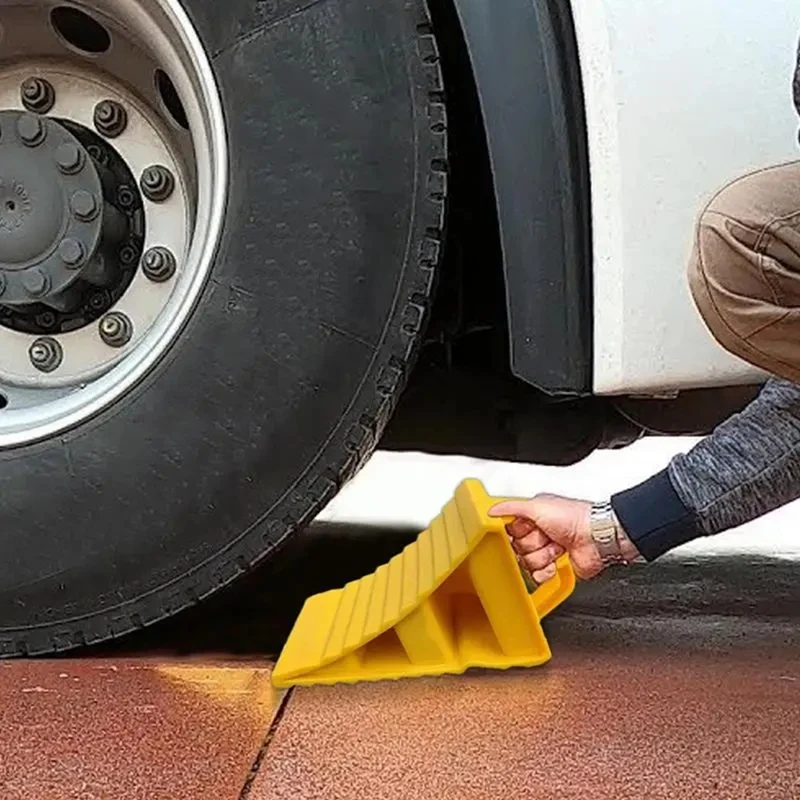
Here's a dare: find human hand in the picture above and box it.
[489,495,604,582]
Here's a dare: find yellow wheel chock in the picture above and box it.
[272,479,575,687]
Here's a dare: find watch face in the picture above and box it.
[595,529,614,546]
[592,522,618,554]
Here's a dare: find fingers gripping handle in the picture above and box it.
[526,553,575,618]
[491,503,575,619]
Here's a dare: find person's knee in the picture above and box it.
[703,168,771,227]
[688,181,768,340]
[687,164,800,378]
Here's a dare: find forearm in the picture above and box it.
[611,378,800,560]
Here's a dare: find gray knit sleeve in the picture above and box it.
[668,378,800,535]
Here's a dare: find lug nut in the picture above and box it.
[20,77,55,114]
[93,99,128,138]
[29,337,62,373]
[55,141,84,174]
[59,238,86,268]
[22,268,50,298]
[17,114,45,147]
[99,311,132,347]
[141,246,176,282]
[70,190,99,222]
[140,165,174,202]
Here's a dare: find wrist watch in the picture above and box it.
[590,501,639,567]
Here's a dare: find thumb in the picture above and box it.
[489,500,550,544]
[488,499,539,520]
[490,498,573,549]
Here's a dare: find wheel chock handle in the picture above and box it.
[492,502,576,620]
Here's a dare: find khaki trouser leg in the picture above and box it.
[688,161,800,383]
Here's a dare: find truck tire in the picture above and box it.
[0,0,446,655]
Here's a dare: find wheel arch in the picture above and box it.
[446,0,593,395]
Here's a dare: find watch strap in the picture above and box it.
[590,501,628,566]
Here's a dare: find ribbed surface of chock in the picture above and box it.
[272,479,575,687]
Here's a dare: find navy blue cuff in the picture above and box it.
[610,469,701,561]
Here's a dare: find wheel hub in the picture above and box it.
[0,109,126,314]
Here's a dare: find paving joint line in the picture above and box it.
[238,686,295,799]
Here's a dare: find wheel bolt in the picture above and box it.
[117,185,136,210]
[20,77,55,114]
[35,311,57,330]
[87,143,108,167]
[140,165,174,202]
[119,244,137,266]
[59,238,86,268]
[89,291,109,311]
[22,268,50,298]
[70,190,99,222]
[141,246,176,282]
[55,141,84,174]
[17,114,45,147]
[99,311,132,347]
[93,99,128,138]
[29,337,62,373]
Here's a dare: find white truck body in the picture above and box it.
[573,0,799,394]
